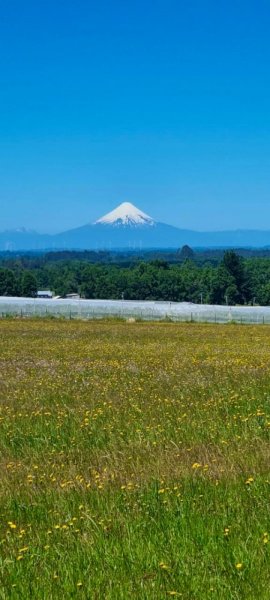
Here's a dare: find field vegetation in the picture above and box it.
[0,320,270,598]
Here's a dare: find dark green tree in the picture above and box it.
[0,268,19,296]
[21,271,38,297]
[178,245,195,260]
[222,251,244,285]
[210,250,250,305]
[210,264,238,305]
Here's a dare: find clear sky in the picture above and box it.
[1,0,270,233]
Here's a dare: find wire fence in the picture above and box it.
[1,297,270,324]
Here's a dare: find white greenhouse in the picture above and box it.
[1,296,270,324]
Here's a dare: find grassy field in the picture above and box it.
[0,319,270,599]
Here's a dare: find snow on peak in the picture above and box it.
[94,202,155,227]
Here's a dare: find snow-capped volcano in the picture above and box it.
[2,199,270,249]
[94,202,155,227]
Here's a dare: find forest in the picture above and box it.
[1,249,270,305]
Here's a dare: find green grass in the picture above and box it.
[0,320,270,598]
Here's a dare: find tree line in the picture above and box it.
[1,250,270,305]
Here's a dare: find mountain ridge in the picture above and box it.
[1,202,270,250]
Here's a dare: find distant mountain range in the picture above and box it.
[1,202,270,250]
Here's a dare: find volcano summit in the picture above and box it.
[94,202,155,228]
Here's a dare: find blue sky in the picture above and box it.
[0,0,270,233]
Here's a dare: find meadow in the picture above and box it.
[0,319,270,599]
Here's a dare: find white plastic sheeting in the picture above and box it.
[1,296,270,324]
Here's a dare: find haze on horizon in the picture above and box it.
[1,1,270,234]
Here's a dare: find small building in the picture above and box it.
[37,290,54,299]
